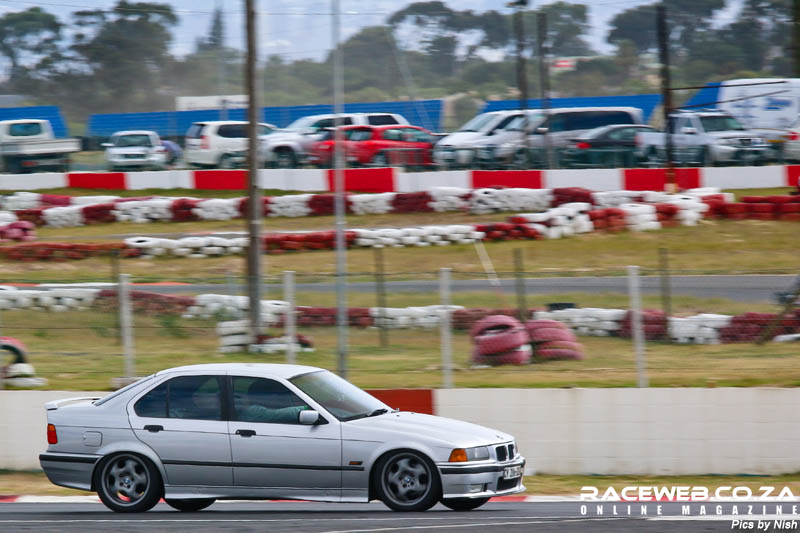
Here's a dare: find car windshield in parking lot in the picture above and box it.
[289,370,388,421]
[700,115,745,132]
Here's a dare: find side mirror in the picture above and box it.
[298,410,320,425]
[535,127,548,135]
[101,143,113,148]
[681,127,697,135]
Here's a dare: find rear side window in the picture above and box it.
[368,115,399,126]
[562,111,636,131]
[9,122,43,137]
[382,129,402,141]
[217,124,247,138]
[134,375,222,420]
[186,124,205,138]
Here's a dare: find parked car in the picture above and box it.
[485,107,643,168]
[184,121,276,169]
[103,131,168,171]
[40,363,525,513]
[262,113,409,168]
[636,110,770,166]
[0,119,80,173]
[561,124,656,168]
[309,125,436,168]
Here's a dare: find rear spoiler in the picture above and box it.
[45,397,102,411]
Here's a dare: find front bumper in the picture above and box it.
[39,452,100,491]
[437,457,526,499]
[711,144,769,163]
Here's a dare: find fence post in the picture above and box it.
[118,273,135,382]
[227,270,238,298]
[374,247,389,348]
[658,247,672,341]
[513,248,527,321]
[283,271,297,364]
[440,268,453,389]
[627,265,648,388]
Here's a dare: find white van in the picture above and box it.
[184,121,276,168]
[717,78,800,130]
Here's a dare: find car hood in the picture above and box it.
[435,131,485,148]
[344,411,513,448]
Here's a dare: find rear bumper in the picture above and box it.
[437,457,526,499]
[39,452,100,491]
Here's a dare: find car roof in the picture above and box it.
[156,363,325,379]
[112,130,157,136]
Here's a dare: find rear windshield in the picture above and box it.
[8,122,43,137]
[217,124,247,138]
[186,123,205,138]
[94,375,154,406]
[367,115,399,126]
[113,134,153,147]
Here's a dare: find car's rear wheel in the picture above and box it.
[95,453,162,513]
[218,154,235,169]
[441,497,490,511]
[375,450,440,512]
[165,498,216,512]
[275,149,297,168]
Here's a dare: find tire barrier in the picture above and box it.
[470,315,532,366]
[0,220,36,242]
[0,336,47,389]
[216,320,314,354]
[526,319,585,361]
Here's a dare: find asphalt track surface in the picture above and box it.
[0,501,757,532]
[134,274,797,303]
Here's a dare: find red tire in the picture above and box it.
[536,340,583,352]
[473,346,532,366]
[524,319,568,332]
[474,327,530,356]
[529,327,577,343]
[536,348,584,361]
[470,315,523,338]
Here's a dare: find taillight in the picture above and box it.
[201,135,209,149]
[788,132,799,141]
[575,142,591,150]
[47,424,58,445]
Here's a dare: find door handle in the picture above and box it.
[143,425,163,433]
[236,429,256,437]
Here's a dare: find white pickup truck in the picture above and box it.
[0,119,81,173]
[635,110,770,166]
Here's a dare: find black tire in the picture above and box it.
[95,453,163,513]
[218,154,235,169]
[372,152,389,167]
[165,498,216,512]
[374,450,441,512]
[441,497,490,511]
[701,146,713,167]
[275,149,297,169]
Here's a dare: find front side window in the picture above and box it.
[217,124,247,138]
[8,122,43,137]
[290,370,386,421]
[134,375,222,420]
[700,115,745,132]
[232,376,310,424]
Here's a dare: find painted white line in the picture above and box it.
[0,516,620,524]
[650,515,800,521]
[322,518,626,533]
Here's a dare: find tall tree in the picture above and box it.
[0,8,62,81]
[198,7,224,52]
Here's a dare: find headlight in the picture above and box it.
[448,446,490,462]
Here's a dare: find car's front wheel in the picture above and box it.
[375,450,440,512]
[95,453,162,513]
[441,497,490,511]
[165,498,216,512]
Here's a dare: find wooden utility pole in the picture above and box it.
[537,12,554,169]
[657,4,676,193]
[245,0,262,341]
[794,0,800,77]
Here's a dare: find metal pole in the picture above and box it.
[217,0,227,121]
[627,265,648,388]
[118,273,135,381]
[536,12,554,169]
[374,247,389,348]
[332,0,348,377]
[513,248,527,321]
[284,271,297,364]
[440,268,453,389]
[658,247,672,341]
[794,0,800,78]
[657,3,676,193]
[245,0,262,342]
[512,5,530,169]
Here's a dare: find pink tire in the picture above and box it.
[530,327,577,343]
[470,315,523,338]
[524,319,568,332]
[473,346,532,366]
[536,348,585,361]
[474,327,530,356]
[536,340,583,352]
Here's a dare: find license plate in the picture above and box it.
[503,466,522,479]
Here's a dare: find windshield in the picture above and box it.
[700,115,745,132]
[284,116,317,131]
[114,134,153,147]
[290,370,388,421]
[507,112,543,131]
[457,113,498,133]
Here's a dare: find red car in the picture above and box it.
[309,125,435,168]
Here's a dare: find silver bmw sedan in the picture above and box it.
[40,363,525,513]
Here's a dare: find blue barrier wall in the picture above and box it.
[0,106,68,137]
[681,84,721,110]
[88,100,443,138]
[482,94,663,123]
